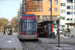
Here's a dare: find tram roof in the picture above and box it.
[21,14,35,17]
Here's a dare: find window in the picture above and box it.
[74,18,75,22]
[67,6,72,9]
[74,6,75,9]
[67,18,70,21]
[49,0,51,4]
[67,18,72,21]
[34,0,43,1]
[67,0,73,3]
[70,12,72,15]
[67,12,73,15]
[67,6,70,9]
[74,0,75,3]
[62,25,65,27]
[55,8,57,11]
[49,8,51,11]
[60,16,65,20]
[71,18,72,20]
[61,10,65,13]
[61,3,65,6]
[55,0,58,4]
[74,12,75,15]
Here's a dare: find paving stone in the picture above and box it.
[0,35,23,50]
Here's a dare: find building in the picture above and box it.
[60,0,75,29]
[20,0,60,23]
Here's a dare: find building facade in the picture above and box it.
[60,0,75,29]
[23,0,60,22]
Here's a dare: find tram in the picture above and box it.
[18,14,37,40]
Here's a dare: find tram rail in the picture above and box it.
[21,41,48,50]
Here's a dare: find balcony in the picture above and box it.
[36,17,60,22]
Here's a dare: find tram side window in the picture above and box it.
[22,22,27,31]
[20,22,22,31]
[19,22,21,31]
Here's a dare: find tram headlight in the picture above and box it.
[23,31,26,34]
[33,31,36,34]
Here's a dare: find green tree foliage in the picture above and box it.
[0,18,9,28]
[11,17,18,27]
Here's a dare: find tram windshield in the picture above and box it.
[21,19,36,31]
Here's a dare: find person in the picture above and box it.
[37,26,41,37]
[67,28,70,32]
[40,26,45,37]
[3,29,5,35]
[8,29,12,35]
[67,28,70,34]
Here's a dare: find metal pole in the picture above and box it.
[50,0,52,38]
[57,19,60,47]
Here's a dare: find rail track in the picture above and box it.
[21,41,48,50]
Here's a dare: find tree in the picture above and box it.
[11,17,18,27]
[0,18,9,28]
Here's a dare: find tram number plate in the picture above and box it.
[26,31,32,34]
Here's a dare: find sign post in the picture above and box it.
[57,19,61,47]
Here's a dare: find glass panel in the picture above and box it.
[74,0,75,3]
[67,0,73,3]
[67,18,70,20]
[74,6,75,9]
[23,23,27,31]
[55,0,57,4]
[21,19,36,31]
[63,10,65,13]
[49,0,51,4]
[67,12,70,15]
[70,6,72,9]
[27,22,36,31]
[74,12,75,15]
[61,3,65,6]
[34,0,43,1]
[55,8,57,11]
[61,10,63,13]
[70,12,73,15]
[67,6,70,9]
[74,18,75,22]
[49,8,51,11]
[61,10,65,13]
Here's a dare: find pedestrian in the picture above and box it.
[10,29,12,35]
[37,26,41,37]
[67,28,70,34]
[40,26,45,37]
[3,29,5,35]
[8,29,12,35]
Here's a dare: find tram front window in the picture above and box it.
[22,19,36,31]
[27,23,36,31]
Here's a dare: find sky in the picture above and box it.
[0,0,22,21]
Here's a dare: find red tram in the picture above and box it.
[18,14,37,40]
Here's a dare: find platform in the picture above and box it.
[0,35,23,50]
[38,34,75,44]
